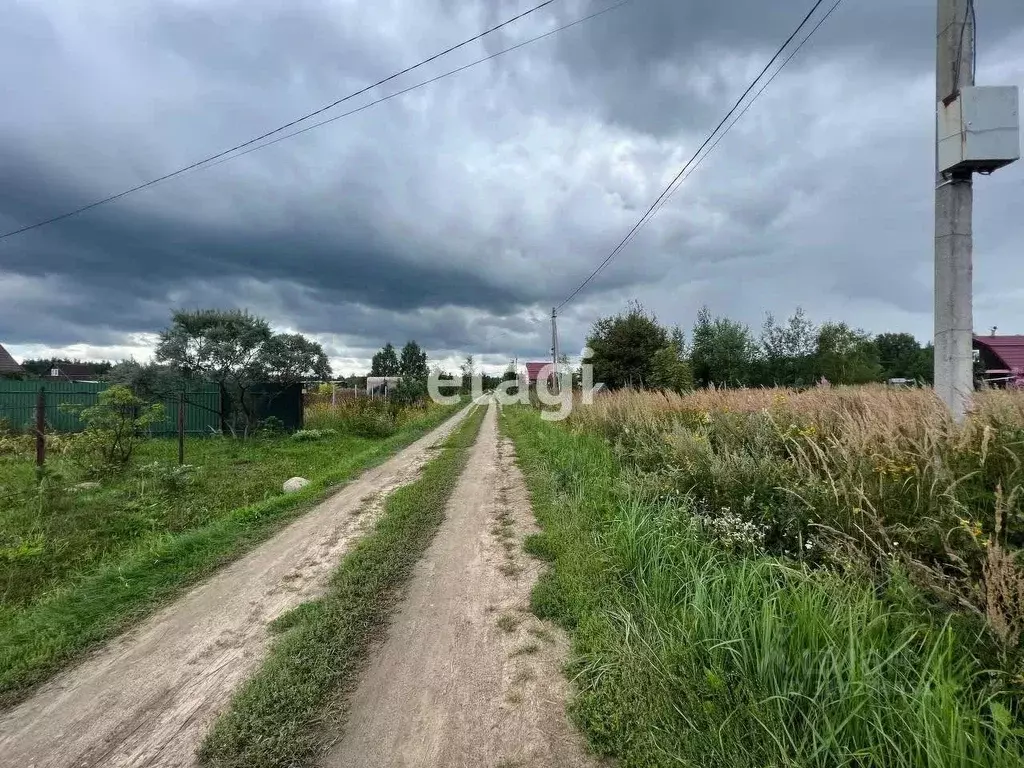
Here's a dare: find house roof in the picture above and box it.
[974,335,1024,373]
[524,362,553,382]
[43,363,97,380]
[0,343,24,375]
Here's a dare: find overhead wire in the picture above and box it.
[952,0,977,95]
[640,0,845,233]
[0,0,564,241]
[554,0,836,311]
[198,0,634,173]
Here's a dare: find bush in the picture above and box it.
[254,416,286,438]
[391,378,428,406]
[305,399,407,438]
[63,385,164,475]
[135,461,200,495]
[290,429,338,442]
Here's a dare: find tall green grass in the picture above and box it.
[504,406,1024,768]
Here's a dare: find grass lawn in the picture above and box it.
[0,400,463,705]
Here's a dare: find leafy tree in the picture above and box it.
[155,308,327,435]
[461,355,475,393]
[649,341,694,392]
[157,308,270,378]
[262,333,332,383]
[156,309,270,434]
[691,306,756,387]
[915,343,935,385]
[758,308,817,386]
[587,301,670,389]
[398,341,429,380]
[104,360,186,402]
[814,322,882,384]
[370,343,400,376]
[690,307,714,387]
[875,332,926,382]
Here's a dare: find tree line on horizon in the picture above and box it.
[586,302,934,391]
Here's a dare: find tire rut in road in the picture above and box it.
[0,407,470,768]
[324,404,598,768]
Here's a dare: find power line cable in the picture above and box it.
[0,0,562,241]
[640,0,844,234]
[952,0,976,95]
[198,1,634,173]
[555,0,833,311]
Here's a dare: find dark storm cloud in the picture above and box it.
[553,0,1023,135]
[1,0,1022,369]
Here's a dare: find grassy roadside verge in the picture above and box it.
[200,403,486,768]
[502,407,1022,768]
[0,402,465,707]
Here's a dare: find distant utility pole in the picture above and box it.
[935,0,975,422]
[551,307,560,392]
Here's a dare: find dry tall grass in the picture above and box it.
[570,385,1024,650]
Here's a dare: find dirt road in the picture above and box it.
[0,407,470,768]
[325,403,597,768]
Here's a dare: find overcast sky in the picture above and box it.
[1,0,1022,375]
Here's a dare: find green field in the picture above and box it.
[0,400,462,704]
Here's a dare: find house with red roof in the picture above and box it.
[524,361,555,389]
[973,335,1024,387]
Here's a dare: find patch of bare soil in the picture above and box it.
[0,408,469,768]
[324,404,599,768]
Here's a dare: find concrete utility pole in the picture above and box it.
[935,0,975,422]
[550,307,559,392]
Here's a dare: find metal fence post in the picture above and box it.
[35,386,46,479]
[178,391,185,465]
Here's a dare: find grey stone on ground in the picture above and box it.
[282,477,310,493]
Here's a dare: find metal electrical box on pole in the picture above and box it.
[934,0,1019,422]
[938,86,1019,175]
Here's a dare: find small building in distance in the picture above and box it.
[366,376,402,397]
[524,361,555,389]
[38,363,102,382]
[973,334,1024,387]
[0,343,25,378]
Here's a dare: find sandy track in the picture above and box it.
[325,403,598,768]
[0,407,470,768]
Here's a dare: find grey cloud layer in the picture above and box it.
[1,0,1023,367]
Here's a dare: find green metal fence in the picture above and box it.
[0,381,222,436]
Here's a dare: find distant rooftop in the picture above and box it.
[974,335,1024,373]
[524,361,554,383]
[0,343,24,375]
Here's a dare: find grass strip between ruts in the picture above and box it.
[200,402,486,768]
